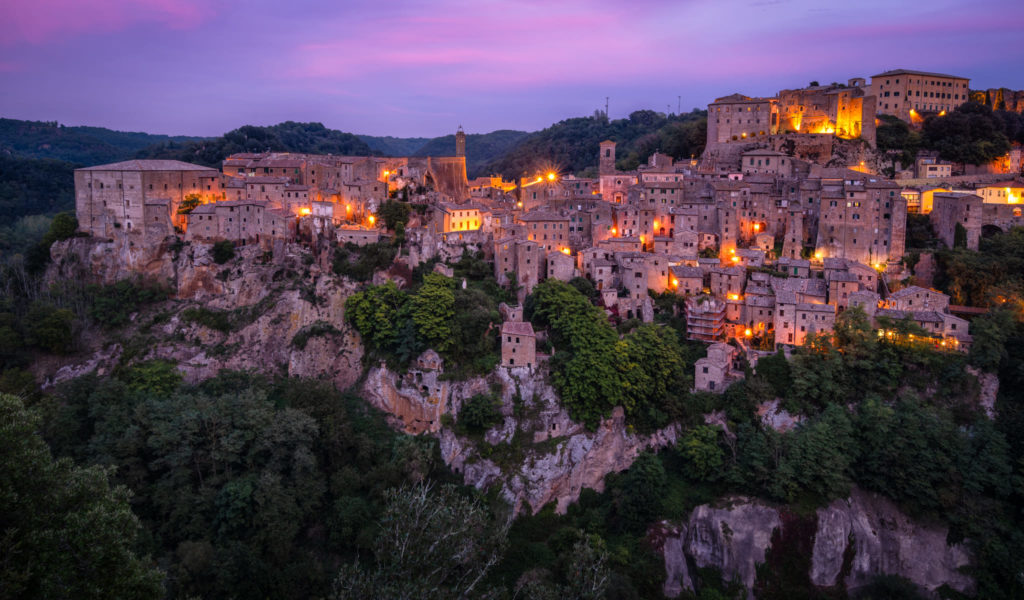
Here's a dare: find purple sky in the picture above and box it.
[2,0,1023,137]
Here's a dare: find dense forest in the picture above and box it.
[481,110,708,178]
[134,121,374,168]
[0,118,205,165]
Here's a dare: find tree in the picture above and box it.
[331,483,508,599]
[345,281,411,352]
[458,393,502,434]
[612,452,666,532]
[25,302,74,354]
[969,307,1014,371]
[874,115,920,172]
[679,425,725,481]
[0,394,164,600]
[377,200,411,232]
[411,273,455,352]
[923,102,1011,167]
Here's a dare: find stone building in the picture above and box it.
[694,342,742,393]
[501,321,536,368]
[75,159,221,239]
[870,69,970,122]
[930,192,982,250]
[707,94,779,145]
[686,295,726,342]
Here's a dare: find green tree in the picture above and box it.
[679,425,725,481]
[121,359,182,396]
[26,302,74,354]
[0,394,164,600]
[377,200,411,231]
[923,102,1012,167]
[411,273,455,352]
[969,307,1015,371]
[458,393,502,434]
[345,281,411,352]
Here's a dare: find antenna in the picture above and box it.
[605,97,609,119]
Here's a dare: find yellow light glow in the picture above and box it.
[368,215,376,225]
[814,251,823,260]
[536,176,543,182]
[346,204,352,212]
[728,293,740,301]
[383,170,390,177]
[561,247,570,255]
[639,235,646,243]
[939,110,946,116]
[653,220,659,229]
[752,223,760,232]
[299,207,311,216]
[610,227,617,235]
[744,328,753,337]
[546,172,556,181]
[731,256,740,263]
[873,263,883,270]
[729,248,735,254]
[671,278,679,287]
[516,201,523,208]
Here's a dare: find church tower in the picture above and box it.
[455,126,466,158]
[599,140,616,175]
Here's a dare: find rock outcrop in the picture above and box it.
[42,238,364,391]
[660,488,973,599]
[661,499,780,599]
[367,364,681,516]
[811,487,973,595]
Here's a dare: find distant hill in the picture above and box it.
[0,155,75,227]
[481,110,707,178]
[0,118,205,166]
[360,129,531,178]
[358,135,433,157]
[414,130,531,178]
[135,121,375,168]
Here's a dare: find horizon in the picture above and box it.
[2,0,1023,138]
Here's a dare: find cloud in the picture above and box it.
[0,0,214,45]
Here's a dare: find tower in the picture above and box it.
[455,126,466,158]
[599,140,616,176]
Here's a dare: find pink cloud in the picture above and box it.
[0,0,214,45]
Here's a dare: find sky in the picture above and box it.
[1,0,1023,138]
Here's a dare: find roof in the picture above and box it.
[77,159,217,172]
[889,285,944,299]
[517,211,568,222]
[670,266,704,278]
[871,69,967,80]
[742,149,788,156]
[501,321,535,336]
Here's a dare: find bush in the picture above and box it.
[457,394,502,434]
[212,240,235,264]
[88,278,171,329]
[182,307,232,332]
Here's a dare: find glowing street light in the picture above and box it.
[546,172,557,181]
[368,215,376,225]
[299,207,311,216]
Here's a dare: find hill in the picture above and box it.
[135,121,374,168]
[358,134,433,156]
[481,109,707,178]
[0,118,204,166]
[413,129,531,178]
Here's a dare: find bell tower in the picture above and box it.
[455,125,466,158]
[599,140,616,175]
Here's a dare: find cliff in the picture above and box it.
[659,488,972,599]
[363,365,680,515]
[43,237,363,391]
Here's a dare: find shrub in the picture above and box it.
[182,307,232,332]
[291,320,341,350]
[457,394,502,434]
[212,240,235,264]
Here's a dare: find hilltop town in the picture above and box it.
[70,68,1024,395]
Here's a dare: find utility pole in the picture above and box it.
[605,97,609,120]
[678,96,681,114]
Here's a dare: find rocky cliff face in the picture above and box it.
[811,487,973,594]
[364,364,680,515]
[44,238,363,391]
[660,488,973,599]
